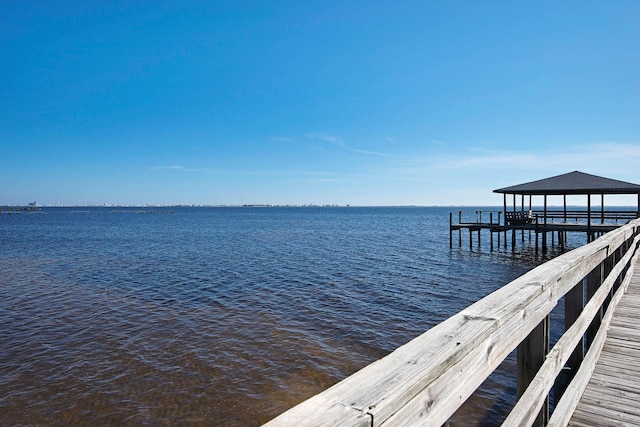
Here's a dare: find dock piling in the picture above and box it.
[490,213,494,250]
[448,208,633,253]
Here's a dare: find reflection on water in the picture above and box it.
[0,207,586,425]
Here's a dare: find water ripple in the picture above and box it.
[0,207,576,426]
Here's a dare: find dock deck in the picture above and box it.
[450,209,637,251]
[569,255,640,427]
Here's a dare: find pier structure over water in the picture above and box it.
[450,171,640,252]
[265,217,640,427]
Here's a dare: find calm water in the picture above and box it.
[1,207,580,426]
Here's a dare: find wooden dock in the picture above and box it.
[450,210,637,252]
[566,259,640,426]
[264,218,640,427]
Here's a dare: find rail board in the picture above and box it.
[569,261,640,427]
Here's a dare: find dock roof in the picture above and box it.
[494,171,640,195]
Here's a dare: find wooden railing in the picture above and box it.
[526,209,636,224]
[263,218,640,427]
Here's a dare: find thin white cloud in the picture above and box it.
[427,142,640,175]
[268,136,295,143]
[351,148,395,157]
[305,133,344,144]
[289,176,350,183]
[436,152,541,169]
[148,165,185,170]
[552,142,640,165]
[350,141,640,190]
[304,133,397,158]
[148,165,220,173]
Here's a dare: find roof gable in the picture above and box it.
[494,171,640,195]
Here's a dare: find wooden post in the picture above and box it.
[497,212,502,248]
[587,194,592,243]
[555,280,584,404]
[503,194,508,248]
[542,195,548,254]
[517,315,550,426]
[529,195,533,241]
[521,194,525,242]
[449,212,453,248]
[477,211,482,247]
[490,212,494,250]
[459,211,462,247]
[512,194,517,250]
[565,281,584,370]
[601,193,605,224]
[585,263,603,349]
[613,245,623,294]
[603,251,615,310]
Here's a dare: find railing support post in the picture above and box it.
[565,281,585,370]
[586,263,603,349]
[517,315,550,427]
[556,280,585,404]
[614,244,624,293]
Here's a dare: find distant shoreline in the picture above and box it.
[2,204,637,209]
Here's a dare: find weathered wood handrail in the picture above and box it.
[507,209,637,224]
[264,219,640,427]
[507,225,640,426]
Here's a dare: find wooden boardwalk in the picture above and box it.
[569,257,640,427]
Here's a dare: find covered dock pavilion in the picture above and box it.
[495,171,640,251]
[450,171,640,251]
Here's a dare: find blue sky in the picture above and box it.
[1,1,639,206]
